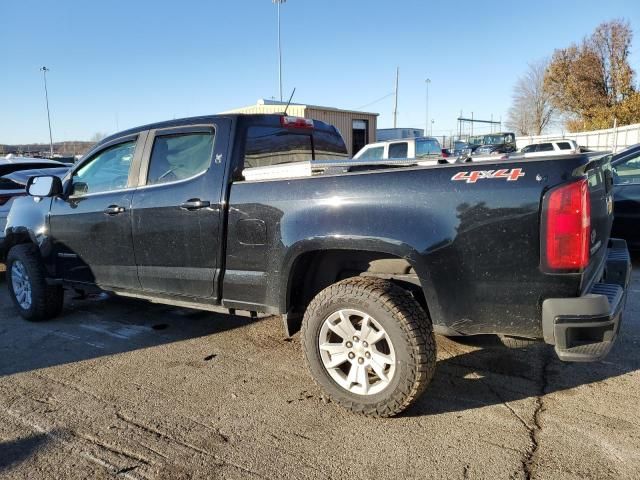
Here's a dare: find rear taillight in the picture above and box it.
[281,116,314,129]
[0,192,25,206]
[543,179,591,271]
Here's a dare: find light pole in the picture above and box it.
[431,119,435,136]
[273,0,286,102]
[425,78,430,137]
[40,66,54,157]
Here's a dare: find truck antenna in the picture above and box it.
[283,87,296,116]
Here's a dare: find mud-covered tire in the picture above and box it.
[301,277,436,417]
[6,244,64,321]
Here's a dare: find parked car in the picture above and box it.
[453,140,470,156]
[520,140,580,158]
[611,143,640,250]
[473,132,517,156]
[353,136,448,164]
[2,114,630,418]
[1,158,66,252]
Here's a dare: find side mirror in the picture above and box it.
[27,175,63,198]
[71,182,89,196]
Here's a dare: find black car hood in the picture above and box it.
[2,167,69,186]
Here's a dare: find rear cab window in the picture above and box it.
[415,138,441,157]
[556,142,572,150]
[243,125,348,170]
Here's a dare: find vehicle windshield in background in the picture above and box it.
[483,133,515,145]
[244,127,348,168]
[483,135,505,145]
[415,138,441,157]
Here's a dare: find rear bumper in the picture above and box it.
[542,239,632,362]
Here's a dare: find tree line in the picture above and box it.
[507,19,640,135]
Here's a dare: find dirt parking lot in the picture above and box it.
[0,259,639,480]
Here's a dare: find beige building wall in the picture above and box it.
[305,108,377,156]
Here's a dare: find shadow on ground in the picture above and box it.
[0,431,53,473]
[0,255,638,419]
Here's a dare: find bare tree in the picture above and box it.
[90,132,107,143]
[506,59,556,136]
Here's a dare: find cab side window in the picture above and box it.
[388,142,408,159]
[71,140,136,196]
[147,132,214,185]
[359,146,384,160]
[614,154,640,185]
[537,143,554,152]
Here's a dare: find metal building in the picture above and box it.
[223,99,378,157]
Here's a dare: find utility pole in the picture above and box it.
[425,78,430,137]
[273,0,286,102]
[393,67,399,128]
[40,66,54,157]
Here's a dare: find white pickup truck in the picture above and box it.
[353,137,449,164]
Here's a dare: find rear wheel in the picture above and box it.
[7,244,63,321]
[301,277,436,417]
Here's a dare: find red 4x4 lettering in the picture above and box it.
[452,168,524,184]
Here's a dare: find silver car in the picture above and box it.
[0,157,66,245]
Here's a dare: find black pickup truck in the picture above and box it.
[2,114,632,417]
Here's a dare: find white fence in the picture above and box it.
[516,122,640,152]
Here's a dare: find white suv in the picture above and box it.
[354,137,450,165]
[520,140,580,158]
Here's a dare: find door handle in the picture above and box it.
[104,205,126,215]
[180,199,210,211]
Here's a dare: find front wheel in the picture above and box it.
[7,244,63,321]
[301,277,436,417]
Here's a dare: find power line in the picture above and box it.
[354,92,395,111]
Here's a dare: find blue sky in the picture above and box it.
[1,0,639,144]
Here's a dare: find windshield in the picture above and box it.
[415,138,441,157]
[483,133,515,145]
[483,135,506,145]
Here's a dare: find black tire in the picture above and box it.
[6,244,64,321]
[301,277,436,417]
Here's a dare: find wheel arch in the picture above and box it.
[280,246,433,336]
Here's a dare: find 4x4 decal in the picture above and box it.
[451,168,525,184]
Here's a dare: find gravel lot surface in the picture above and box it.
[0,258,639,479]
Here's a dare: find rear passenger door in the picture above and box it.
[131,121,231,298]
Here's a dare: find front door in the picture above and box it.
[49,135,144,289]
[612,151,640,249]
[131,122,229,298]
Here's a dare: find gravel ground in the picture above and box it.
[0,259,639,479]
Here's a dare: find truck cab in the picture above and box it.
[353,136,447,164]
